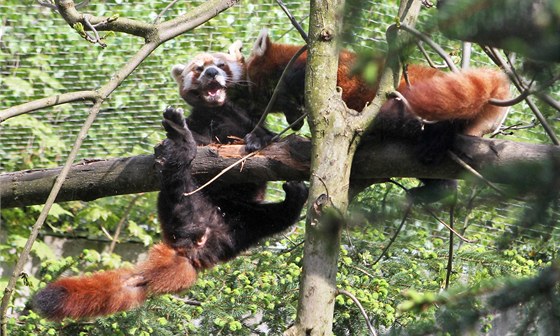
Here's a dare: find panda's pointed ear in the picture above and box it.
[171,64,185,83]
[228,40,243,62]
[251,28,270,57]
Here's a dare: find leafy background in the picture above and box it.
[1,1,559,335]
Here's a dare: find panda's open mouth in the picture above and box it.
[201,81,226,105]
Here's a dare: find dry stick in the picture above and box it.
[250,44,308,134]
[183,150,259,197]
[447,150,506,197]
[108,194,143,254]
[336,289,378,336]
[275,0,309,43]
[185,111,309,197]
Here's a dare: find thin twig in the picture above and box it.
[397,24,459,73]
[37,0,57,10]
[372,199,412,265]
[447,150,506,196]
[445,197,457,289]
[275,0,308,43]
[270,112,308,142]
[82,14,106,47]
[336,289,378,336]
[0,90,99,123]
[423,205,476,243]
[389,181,476,243]
[183,150,259,197]
[108,194,143,254]
[416,41,447,69]
[153,0,180,24]
[251,45,308,134]
[485,47,559,145]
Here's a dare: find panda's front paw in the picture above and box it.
[244,132,272,152]
[163,106,185,125]
[162,106,190,140]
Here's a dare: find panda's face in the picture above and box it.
[172,42,244,107]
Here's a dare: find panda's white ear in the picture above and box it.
[251,28,270,57]
[171,64,185,83]
[228,40,243,61]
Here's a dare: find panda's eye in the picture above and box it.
[194,65,204,72]
[216,63,225,69]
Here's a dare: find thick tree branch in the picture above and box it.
[2,135,558,208]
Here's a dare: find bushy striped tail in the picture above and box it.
[400,67,511,135]
[33,243,197,320]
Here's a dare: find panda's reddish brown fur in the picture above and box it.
[246,29,511,138]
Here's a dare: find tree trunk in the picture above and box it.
[286,1,348,334]
[287,1,422,334]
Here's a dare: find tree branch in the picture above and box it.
[2,135,558,208]
[0,90,99,123]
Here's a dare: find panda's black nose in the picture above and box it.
[204,67,219,78]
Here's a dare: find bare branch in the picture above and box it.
[153,0,181,24]
[54,0,154,38]
[0,90,99,123]
[275,0,309,43]
[336,289,378,336]
[398,23,459,73]
[416,41,448,69]
[485,47,560,145]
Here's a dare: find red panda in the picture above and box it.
[246,29,511,138]
[247,29,510,202]
[33,107,308,321]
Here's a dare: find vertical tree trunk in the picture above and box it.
[287,1,422,335]
[286,0,350,334]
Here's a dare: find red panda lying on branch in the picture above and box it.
[246,29,510,158]
[246,29,510,201]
